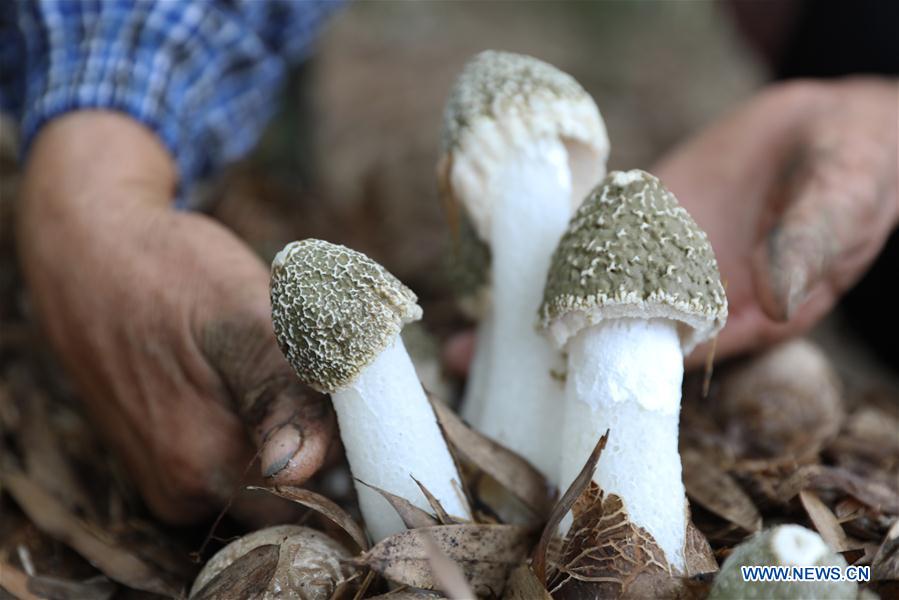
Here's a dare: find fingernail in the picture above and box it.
[261,424,302,478]
[765,227,816,321]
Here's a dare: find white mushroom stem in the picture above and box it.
[333,335,470,543]
[460,312,494,425]
[472,137,572,481]
[559,317,687,572]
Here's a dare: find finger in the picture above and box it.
[200,314,336,486]
[752,105,898,322]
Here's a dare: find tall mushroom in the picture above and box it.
[438,50,609,479]
[540,170,727,571]
[271,239,470,543]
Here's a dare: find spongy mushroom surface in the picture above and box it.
[709,525,856,599]
[439,50,609,478]
[271,239,421,393]
[189,525,353,599]
[540,170,727,572]
[441,50,609,234]
[271,240,470,542]
[541,169,727,352]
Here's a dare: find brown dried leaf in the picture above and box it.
[421,533,477,599]
[357,480,439,529]
[776,465,899,514]
[799,489,851,552]
[192,544,279,600]
[350,569,376,600]
[252,485,369,551]
[368,591,445,599]
[0,459,181,596]
[682,447,761,533]
[358,524,530,597]
[547,484,671,599]
[27,575,116,600]
[429,395,551,517]
[412,476,458,525]
[872,519,899,581]
[532,431,608,583]
[684,521,718,576]
[503,564,551,600]
[16,385,95,518]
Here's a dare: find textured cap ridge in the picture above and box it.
[540,170,727,353]
[271,239,422,392]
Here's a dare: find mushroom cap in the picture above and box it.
[190,525,354,599]
[540,170,727,354]
[708,525,854,600]
[439,50,609,241]
[271,239,422,393]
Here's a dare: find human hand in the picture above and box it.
[654,78,898,367]
[17,113,335,524]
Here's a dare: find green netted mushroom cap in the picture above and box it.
[271,239,422,393]
[540,170,727,354]
[709,525,855,599]
[438,50,609,242]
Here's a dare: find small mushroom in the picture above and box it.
[438,50,609,480]
[708,525,857,599]
[540,170,727,571]
[271,240,471,542]
[715,338,843,460]
[189,525,355,599]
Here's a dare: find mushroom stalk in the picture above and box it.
[473,137,571,479]
[333,335,469,543]
[459,311,493,425]
[559,317,686,571]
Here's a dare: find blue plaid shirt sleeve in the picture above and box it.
[0,0,341,206]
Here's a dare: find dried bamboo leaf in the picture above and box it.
[547,484,671,599]
[27,575,116,600]
[412,476,458,525]
[682,447,761,533]
[192,544,279,600]
[776,465,899,514]
[350,569,376,600]
[0,460,181,596]
[429,395,551,516]
[421,533,477,599]
[368,592,445,599]
[532,431,608,583]
[872,519,899,581]
[503,564,551,600]
[357,480,439,529]
[16,385,95,518]
[799,489,851,552]
[359,524,530,597]
[684,521,718,576]
[251,485,369,551]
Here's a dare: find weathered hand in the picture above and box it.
[653,78,898,366]
[17,113,335,524]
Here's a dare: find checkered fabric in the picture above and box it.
[0,0,341,206]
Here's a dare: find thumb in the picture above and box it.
[200,311,336,486]
[752,118,898,322]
